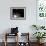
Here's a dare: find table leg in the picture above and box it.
[4,34,7,46]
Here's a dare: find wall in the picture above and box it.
[0,0,36,42]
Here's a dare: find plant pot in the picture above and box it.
[40,38,45,43]
[37,39,40,43]
[37,39,45,44]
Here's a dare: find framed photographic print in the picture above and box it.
[10,7,26,20]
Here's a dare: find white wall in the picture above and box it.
[0,0,36,42]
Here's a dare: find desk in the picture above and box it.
[4,33,30,46]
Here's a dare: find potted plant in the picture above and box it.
[33,32,46,43]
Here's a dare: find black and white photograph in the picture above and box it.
[10,7,26,20]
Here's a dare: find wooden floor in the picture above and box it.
[0,42,46,46]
